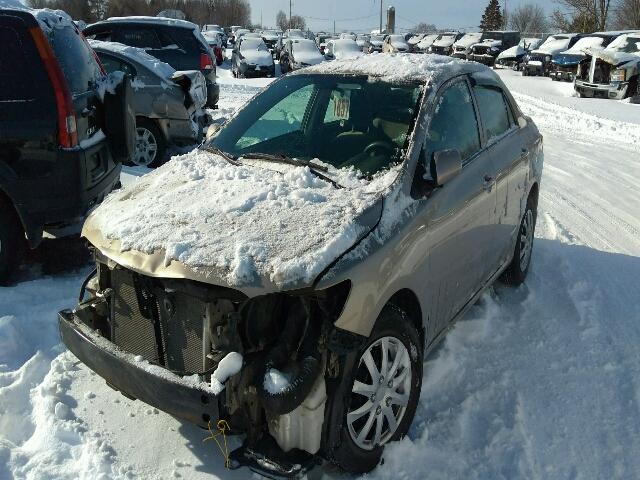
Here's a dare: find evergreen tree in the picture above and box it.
[479,0,504,31]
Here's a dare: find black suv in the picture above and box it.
[84,17,220,108]
[0,7,132,283]
[469,31,521,66]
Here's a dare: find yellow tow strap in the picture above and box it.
[203,419,232,469]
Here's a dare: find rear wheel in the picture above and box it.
[324,305,422,473]
[627,76,639,103]
[502,194,537,286]
[0,200,25,285]
[131,119,165,168]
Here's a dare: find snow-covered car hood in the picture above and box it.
[433,36,457,48]
[454,33,483,48]
[241,48,274,66]
[391,41,409,50]
[497,44,522,60]
[82,151,395,295]
[294,50,324,65]
[532,38,573,55]
[583,47,640,66]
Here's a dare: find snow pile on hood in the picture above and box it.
[532,36,575,55]
[302,53,479,84]
[453,32,482,48]
[433,34,458,48]
[86,151,400,289]
[497,38,541,60]
[89,39,176,80]
[562,36,605,55]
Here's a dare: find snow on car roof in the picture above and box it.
[102,16,198,30]
[299,53,482,84]
[88,39,176,80]
[0,0,75,32]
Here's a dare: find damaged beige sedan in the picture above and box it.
[59,54,543,477]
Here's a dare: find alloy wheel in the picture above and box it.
[347,336,412,451]
[133,127,158,167]
[519,209,534,271]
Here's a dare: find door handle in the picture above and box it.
[483,174,495,192]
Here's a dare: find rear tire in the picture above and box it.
[502,194,537,286]
[131,118,166,168]
[323,305,423,474]
[627,76,639,103]
[0,200,25,285]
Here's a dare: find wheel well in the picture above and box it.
[528,182,539,210]
[386,288,425,350]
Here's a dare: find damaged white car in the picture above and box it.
[59,55,543,477]
[574,32,640,101]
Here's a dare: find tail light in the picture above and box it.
[29,27,78,148]
[200,52,214,70]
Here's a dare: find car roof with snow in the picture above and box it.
[297,53,488,84]
[92,16,199,30]
[88,39,176,79]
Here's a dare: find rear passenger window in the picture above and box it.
[473,86,512,141]
[0,26,33,101]
[114,28,161,49]
[426,80,481,163]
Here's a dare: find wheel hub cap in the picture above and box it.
[133,127,158,167]
[346,336,412,450]
[519,209,534,271]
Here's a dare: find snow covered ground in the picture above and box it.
[1,62,639,479]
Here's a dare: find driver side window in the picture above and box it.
[425,79,480,165]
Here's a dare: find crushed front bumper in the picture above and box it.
[574,79,629,99]
[58,309,220,427]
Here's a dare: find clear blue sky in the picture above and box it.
[250,0,557,32]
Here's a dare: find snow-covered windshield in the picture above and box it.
[240,38,268,52]
[389,35,405,43]
[293,39,319,53]
[287,29,304,38]
[606,35,640,53]
[210,75,422,176]
[564,36,605,53]
[370,35,385,42]
[334,40,361,53]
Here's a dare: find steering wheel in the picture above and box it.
[364,141,394,157]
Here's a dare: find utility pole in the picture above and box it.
[379,0,383,33]
[290,0,292,26]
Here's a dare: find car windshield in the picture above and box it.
[335,40,360,52]
[288,30,304,38]
[49,24,103,95]
[389,35,405,43]
[371,35,384,42]
[241,38,267,52]
[480,31,503,41]
[210,74,423,176]
[294,40,319,53]
[606,35,640,53]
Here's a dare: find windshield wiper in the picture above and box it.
[240,152,343,188]
[202,145,242,166]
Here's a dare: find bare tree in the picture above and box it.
[509,3,548,33]
[412,22,438,33]
[276,10,288,31]
[552,0,614,32]
[613,0,640,28]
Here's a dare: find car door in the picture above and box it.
[472,80,527,269]
[414,77,498,333]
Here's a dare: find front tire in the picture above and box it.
[323,305,422,473]
[0,200,25,285]
[502,195,537,285]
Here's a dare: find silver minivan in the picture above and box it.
[59,55,543,477]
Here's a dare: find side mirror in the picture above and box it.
[433,149,462,186]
